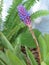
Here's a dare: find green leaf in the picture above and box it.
[0,0,3,31]
[44,34,49,52]
[41,62,47,65]
[6,50,26,65]
[2,0,23,39]
[16,28,41,48]
[14,36,27,65]
[25,47,38,65]
[0,32,14,52]
[38,35,48,61]
[0,60,5,65]
[23,0,36,10]
[0,51,12,65]
[31,10,49,20]
[6,23,25,40]
[45,53,49,65]
[0,0,3,14]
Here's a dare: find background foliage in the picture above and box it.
[0,0,49,65]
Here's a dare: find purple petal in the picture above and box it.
[17,5,31,26]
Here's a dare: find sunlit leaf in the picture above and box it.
[6,50,26,65]
[38,35,48,61]
[44,34,49,52]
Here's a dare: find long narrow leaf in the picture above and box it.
[26,47,38,65]
[44,34,49,52]
[0,51,11,65]
[6,50,26,65]
[38,35,48,61]
[0,32,14,52]
[0,60,5,65]
[31,10,49,20]
[45,53,49,65]
[23,0,36,10]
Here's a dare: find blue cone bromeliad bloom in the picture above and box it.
[17,5,31,27]
[17,5,41,62]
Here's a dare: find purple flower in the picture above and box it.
[17,5,31,27]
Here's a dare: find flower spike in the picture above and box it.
[17,5,41,62]
[17,5,31,27]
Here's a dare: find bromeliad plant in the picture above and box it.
[0,0,49,65]
[0,33,49,65]
[17,4,41,63]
